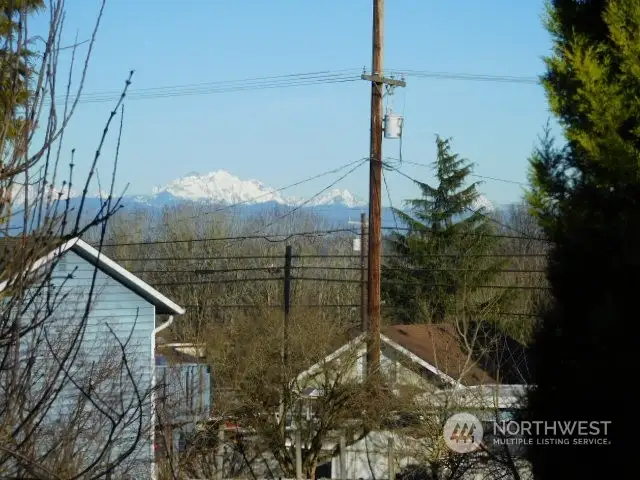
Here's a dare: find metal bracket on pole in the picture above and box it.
[361,73,406,88]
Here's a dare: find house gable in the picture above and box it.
[296,323,528,394]
[380,340,452,393]
[70,239,184,315]
[1,237,186,477]
[13,249,159,476]
[382,324,528,386]
[0,236,184,315]
[296,333,458,392]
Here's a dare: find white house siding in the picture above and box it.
[329,430,421,479]
[313,344,530,479]
[18,251,155,478]
[305,343,436,393]
[380,344,446,393]
[328,429,532,480]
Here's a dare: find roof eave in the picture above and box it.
[72,239,186,315]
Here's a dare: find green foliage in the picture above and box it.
[382,136,510,324]
[0,0,44,139]
[528,0,640,230]
[526,183,633,479]
[526,1,636,477]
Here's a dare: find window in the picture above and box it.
[177,432,187,453]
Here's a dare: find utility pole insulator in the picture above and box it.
[361,73,406,88]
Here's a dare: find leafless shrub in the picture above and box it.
[102,210,363,341]
[159,308,395,479]
[0,1,154,478]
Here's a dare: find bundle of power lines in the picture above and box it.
[42,68,540,106]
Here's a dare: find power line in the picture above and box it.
[130,265,546,275]
[150,278,282,286]
[171,303,363,309]
[381,226,546,242]
[143,302,539,318]
[111,252,547,262]
[131,267,282,274]
[100,224,547,247]
[40,301,538,318]
[392,69,539,85]
[147,276,548,291]
[43,70,363,105]
[291,276,549,290]
[168,303,539,318]
[40,68,541,105]
[54,39,90,52]
[102,228,357,247]
[117,254,284,261]
[470,174,527,186]
[87,69,361,96]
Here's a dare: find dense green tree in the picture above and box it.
[0,0,44,140]
[382,136,510,325]
[526,0,635,477]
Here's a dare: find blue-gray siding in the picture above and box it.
[23,250,156,478]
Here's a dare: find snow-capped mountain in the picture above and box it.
[7,169,490,212]
[144,170,366,207]
[6,170,499,235]
[303,188,364,208]
[472,194,494,212]
[149,170,290,205]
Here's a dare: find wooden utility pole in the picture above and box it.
[284,244,292,344]
[280,245,292,437]
[362,0,405,376]
[350,214,369,334]
[360,212,367,333]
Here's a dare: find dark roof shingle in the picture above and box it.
[382,323,530,386]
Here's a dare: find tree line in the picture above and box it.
[97,168,547,345]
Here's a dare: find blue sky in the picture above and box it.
[32,0,555,207]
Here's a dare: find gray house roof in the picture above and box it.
[0,236,185,315]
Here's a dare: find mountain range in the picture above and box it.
[9,170,495,229]
[139,170,367,208]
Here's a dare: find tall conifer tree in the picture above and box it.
[526,1,636,477]
[383,136,509,324]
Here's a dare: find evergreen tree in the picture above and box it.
[526,1,636,477]
[382,136,509,325]
[0,0,44,139]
